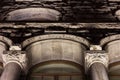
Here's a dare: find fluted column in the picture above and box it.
[85,45,109,80]
[0,46,27,80]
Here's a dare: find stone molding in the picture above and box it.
[0,36,12,46]
[22,34,90,48]
[100,34,120,47]
[1,23,120,29]
[84,50,109,73]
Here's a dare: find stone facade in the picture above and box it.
[0,0,120,22]
[0,23,118,80]
[0,0,120,80]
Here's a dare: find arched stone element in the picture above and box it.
[6,8,61,21]
[100,34,120,79]
[28,60,85,80]
[0,36,12,75]
[100,34,120,64]
[22,34,89,80]
[29,60,84,74]
[22,34,90,67]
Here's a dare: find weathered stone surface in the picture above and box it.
[6,8,61,21]
[0,0,118,22]
[85,50,109,72]
[90,63,109,80]
[0,63,3,75]
[2,50,28,72]
[22,34,89,67]
[0,62,21,80]
[101,34,120,80]
[22,34,90,48]
[100,35,120,64]
[25,40,87,66]
[115,10,120,20]
[0,36,12,62]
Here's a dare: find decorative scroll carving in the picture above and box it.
[2,50,28,72]
[84,50,109,73]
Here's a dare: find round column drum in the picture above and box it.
[22,34,89,80]
[6,8,61,21]
[0,36,12,74]
[100,34,120,80]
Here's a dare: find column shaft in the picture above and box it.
[0,62,3,75]
[90,63,109,80]
[0,62,21,80]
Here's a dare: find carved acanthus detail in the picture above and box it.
[2,50,28,72]
[85,51,109,72]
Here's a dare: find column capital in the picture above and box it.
[84,50,109,73]
[2,50,28,73]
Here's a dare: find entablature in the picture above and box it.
[0,23,120,44]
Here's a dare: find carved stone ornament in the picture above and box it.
[22,34,90,48]
[2,50,28,72]
[84,50,109,73]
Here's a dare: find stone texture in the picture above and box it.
[6,8,61,21]
[25,39,87,66]
[0,63,3,75]
[0,0,118,21]
[90,63,109,80]
[0,62,21,80]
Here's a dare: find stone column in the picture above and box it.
[0,62,21,80]
[0,46,27,80]
[0,62,3,76]
[0,36,13,76]
[90,63,109,80]
[85,45,109,80]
